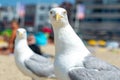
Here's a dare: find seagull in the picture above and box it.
[14,28,55,80]
[49,7,120,80]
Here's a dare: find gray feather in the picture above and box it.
[68,55,120,80]
[24,54,55,77]
[83,55,120,71]
[69,68,120,80]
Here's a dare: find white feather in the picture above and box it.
[49,8,90,80]
[14,28,43,80]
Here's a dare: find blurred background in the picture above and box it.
[1,0,120,80]
[1,0,120,52]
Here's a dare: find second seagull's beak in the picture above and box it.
[19,32,23,38]
[55,13,63,21]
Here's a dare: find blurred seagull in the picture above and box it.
[14,28,55,80]
[49,7,120,80]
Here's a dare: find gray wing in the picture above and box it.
[24,54,55,78]
[83,55,120,71]
[68,55,120,80]
[69,68,120,80]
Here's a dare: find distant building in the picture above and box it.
[0,6,17,21]
[25,3,59,32]
[71,0,120,41]
[0,6,17,30]
[24,5,36,28]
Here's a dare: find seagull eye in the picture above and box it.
[50,11,53,14]
[63,11,67,14]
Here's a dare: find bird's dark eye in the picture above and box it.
[63,11,67,14]
[50,11,53,14]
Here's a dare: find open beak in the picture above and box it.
[55,13,63,21]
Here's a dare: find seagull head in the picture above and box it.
[16,28,27,40]
[49,7,69,27]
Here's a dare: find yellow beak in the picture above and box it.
[19,32,23,37]
[55,13,62,21]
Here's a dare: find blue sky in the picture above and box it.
[0,0,75,6]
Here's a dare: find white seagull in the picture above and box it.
[49,7,120,80]
[14,28,55,80]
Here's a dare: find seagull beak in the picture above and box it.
[55,13,63,21]
[19,32,23,37]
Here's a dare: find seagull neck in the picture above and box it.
[14,39,34,60]
[15,39,28,47]
[53,24,90,55]
[52,21,69,28]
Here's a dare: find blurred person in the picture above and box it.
[8,20,19,53]
[28,34,53,58]
[41,26,54,44]
[0,36,9,55]
[0,36,8,50]
[48,32,54,44]
[27,34,42,55]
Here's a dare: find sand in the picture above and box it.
[0,44,120,80]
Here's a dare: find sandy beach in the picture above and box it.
[0,44,120,80]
